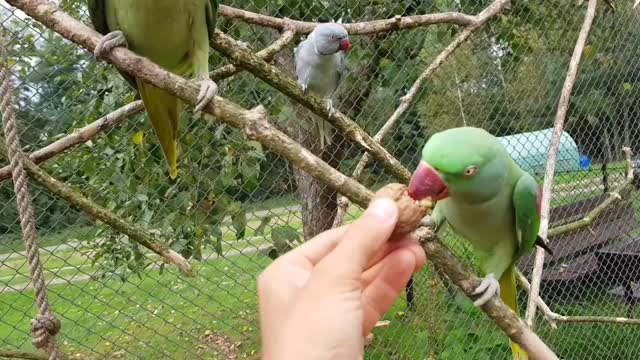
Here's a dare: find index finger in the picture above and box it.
[278,225,348,266]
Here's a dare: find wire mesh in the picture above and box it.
[0,0,639,359]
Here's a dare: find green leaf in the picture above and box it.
[231,207,247,240]
[254,216,272,235]
[270,225,299,254]
[214,237,223,256]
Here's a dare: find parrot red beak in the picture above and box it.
[407,161,449,201]
[340,38,350,53]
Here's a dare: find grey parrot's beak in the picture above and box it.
[340,38,350,53]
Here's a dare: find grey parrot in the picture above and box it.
[294,22,350,149]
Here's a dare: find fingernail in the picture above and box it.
[367,198,397,220]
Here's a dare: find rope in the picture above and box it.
[0,29,61,360]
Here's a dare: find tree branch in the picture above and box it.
[0,140,193,275]
[517,269,640,327]
[209,27,297,80]
[333,0,510,227]
[4,0,557,353]
[212,31,411,183]
[217,5,478,34]
[416,227,558,360]
[0,348,51,360]
[0,30,297,184]
[525,0,599,328]
[548,147,634,237]
[0,101,143,184]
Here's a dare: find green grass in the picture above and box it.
[0,226,100,255]
[541,161,627,186]
[365,267,640,360]
[1,254,270,360]
[2,173,639,359]
[4,250,637,359]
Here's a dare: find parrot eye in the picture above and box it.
[463,166,477,177]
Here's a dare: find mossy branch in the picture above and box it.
[4,0,557,355]
[0,140,193,276]
[211,31,412,183]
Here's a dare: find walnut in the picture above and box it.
[372,183,432,239]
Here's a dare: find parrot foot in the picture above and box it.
[419,215,435,229]
[472,273,500,307]
[94,31,128,60]
[299,83,308,93]
[324,98,335,116]
[194,78,218,112]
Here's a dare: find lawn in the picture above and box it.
[4,250,638,360]
[1,253,270,359]
[2,166,639,359]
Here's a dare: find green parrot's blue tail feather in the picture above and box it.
[499,265,529,360]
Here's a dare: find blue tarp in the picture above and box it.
[497,128,582,175]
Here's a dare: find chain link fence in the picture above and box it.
[1,0,640,359]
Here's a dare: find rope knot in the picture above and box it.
[30,314,61,349]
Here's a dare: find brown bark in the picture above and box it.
[525,0,599,327]
[217,5,478,34]
[4,0,560,352]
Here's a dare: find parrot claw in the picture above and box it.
[419,215,435,228]
[472,273,500,307]
[94,31,128,60]
[299,82,308,93]
[194,78,218,113]
[324,98,335,116]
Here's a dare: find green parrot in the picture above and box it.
[407,127,553,360]
[88,0,219,179]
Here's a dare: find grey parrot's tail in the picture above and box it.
[312,114,333,149]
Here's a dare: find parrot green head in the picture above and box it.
[408,127,509,204]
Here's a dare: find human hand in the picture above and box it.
[257,198,426,359]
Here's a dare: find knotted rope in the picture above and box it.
[0,28,61,360]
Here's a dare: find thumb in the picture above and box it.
[316,198,399,277]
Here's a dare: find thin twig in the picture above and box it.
[516,270,559,329]
[0,139,193,276]
[517,269,640,327]
[209,27,297,80]
[5,0,557,351]
[0,348,51,360]
[212,30,412,183]
[218,5,477,34]
[518,148,637,328]
[417,227,558,360]
[332,0,510,227]
[548,148,633,237]
[0,101,143,184]
[0,31,297,183]
[525,0,599,328]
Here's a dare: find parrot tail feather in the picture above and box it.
[499,265,529,360]
[136,78,182,179]
[311,114,333,149]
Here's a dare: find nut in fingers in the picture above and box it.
[372,183,432,239]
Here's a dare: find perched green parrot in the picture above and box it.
[88,0,219,179]
[407,127,553,360]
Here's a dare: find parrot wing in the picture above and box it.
[87,0,138,91]
[333,51,348,96]
[205,0,218,41]
[88,0,108,35]
[513,173,552,258]
[293,39,312,87]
